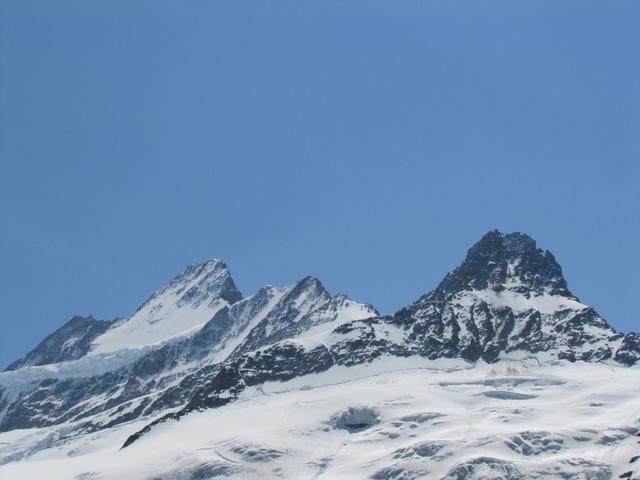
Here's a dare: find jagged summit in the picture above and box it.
[152,258,243,306]
[427,230,572,302]
[90,258,242,354]
[390,230,621,363]
[287,275,329,301]
[232,275,377,356]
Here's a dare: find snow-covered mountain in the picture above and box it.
[91,259,242,354]
[0,231,638,479]
[391,230,627,364]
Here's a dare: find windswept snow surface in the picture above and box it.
[1,358,637,479]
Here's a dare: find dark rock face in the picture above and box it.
[429,230,572,300]
[440,457,524,480]
[4,316,114,371]
[614,332,640,366]
[372,466,430,480]
[505,431,564,456]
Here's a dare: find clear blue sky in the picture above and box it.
[1,0,638,367]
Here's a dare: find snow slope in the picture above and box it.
[0,358,637,479]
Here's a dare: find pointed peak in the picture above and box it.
[470,230,553,262]
[333,292,381,317]
[178,258,242,305]
[298,275,324,287]
[91,258,242,354]
[469,230,538,258]
[140,257,242,311]
[67,314,97,325]
[279,276,330,304]
[292,275,327,293]
[429,230,572,300]
[179,258,229,278]
[239,284,282,308]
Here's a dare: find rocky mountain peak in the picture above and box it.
[89,259,242,354]
[390,231,620,364]
[158,258,242,307]
[428,230,572,301]
[288,275,327,297]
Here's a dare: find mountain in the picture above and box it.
[4,315,115,371]
[90,258,242,354]
[0,263,377,434]
[391,230,623,363]
[0,231,638,479]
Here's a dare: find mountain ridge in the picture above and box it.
[1,230,637,452]
[1,230,638,479]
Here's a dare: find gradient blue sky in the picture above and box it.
[1,0,638,367]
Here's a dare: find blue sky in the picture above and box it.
[1,0,638,367]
